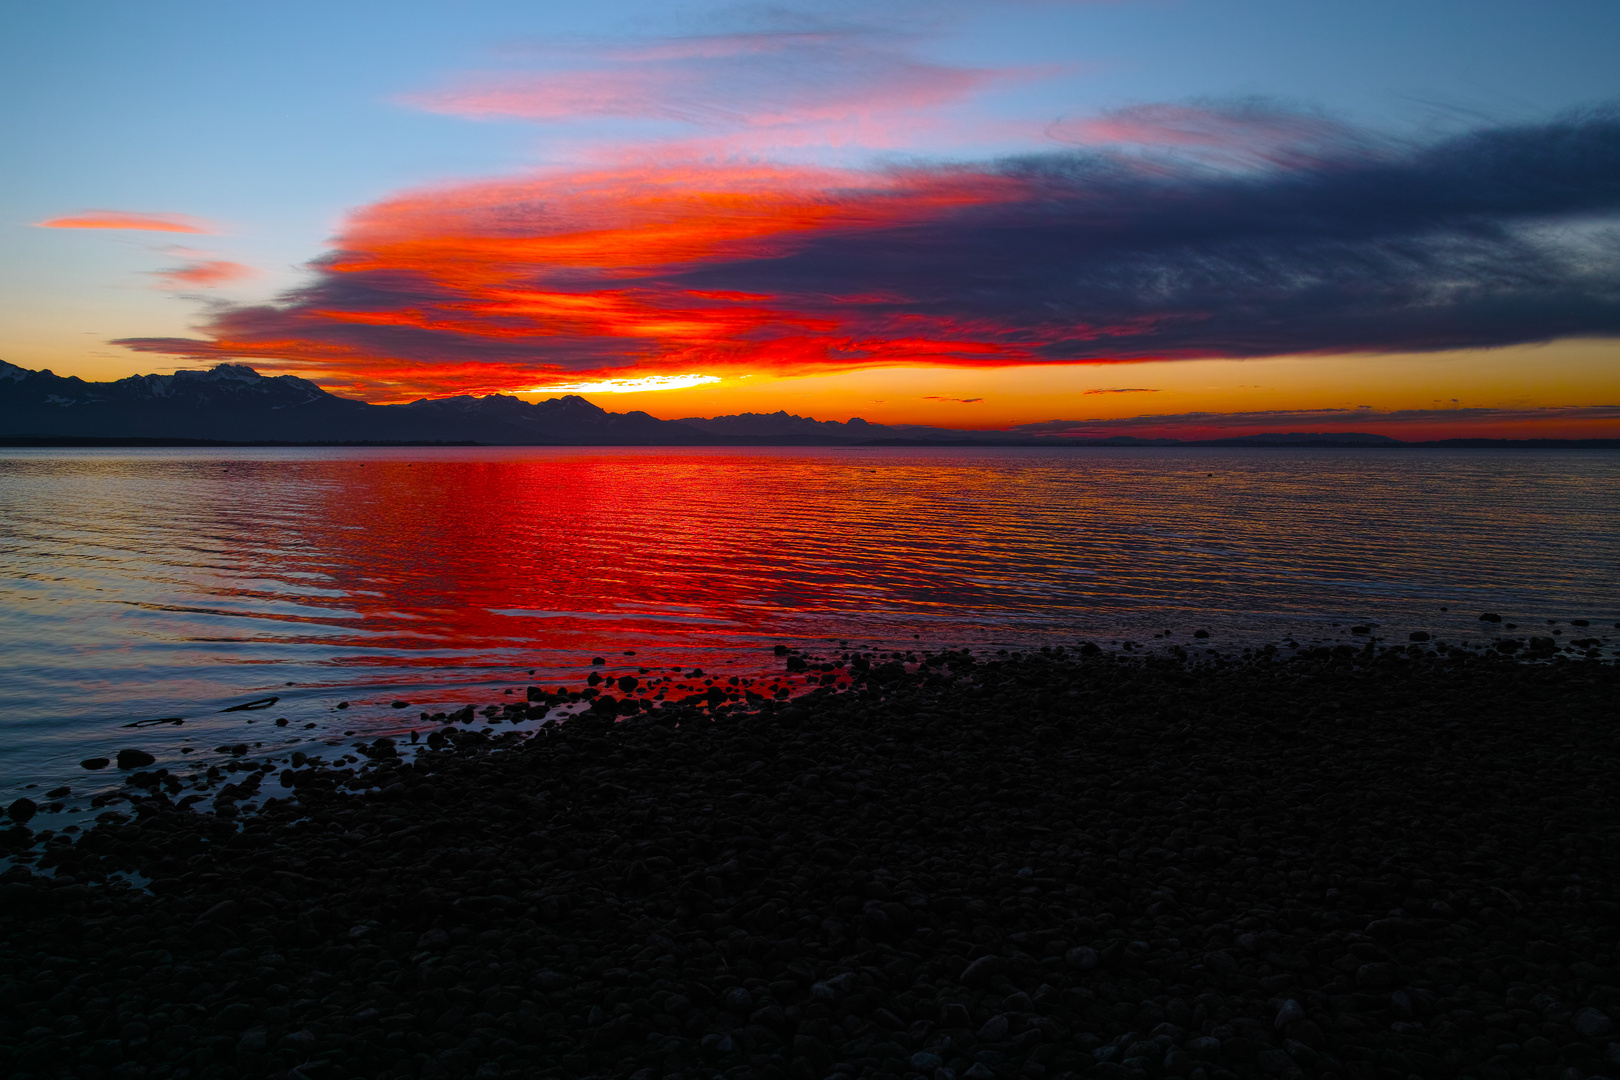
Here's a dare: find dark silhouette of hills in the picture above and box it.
[0,361,717,445]
[2,361,1616,448]
[674,410,973,444]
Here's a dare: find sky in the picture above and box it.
[3,0,1619,438]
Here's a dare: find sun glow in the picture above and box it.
[525,373,722,394]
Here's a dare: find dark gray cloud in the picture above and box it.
[673,105,1620,358]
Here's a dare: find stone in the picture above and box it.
[1284,1038,1319,1068]
[1284,1019,1324,1049]
[1253,1046,1296,1075]
[198,899,241,923]
[1274,1000,1304,1029]
[7,646,1620,1080]
[1355,962,1396,988]
[80,757,110,769]
[701,1033,735,1057]
[115,749,156,769]
[1185,1036,1221,1058]
[1573,1008,1614,1038]
[1065,945,1098,969]
[4,798,36,824]
[961,955,1004,986]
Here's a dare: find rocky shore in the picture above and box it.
[2,645,1618,1080]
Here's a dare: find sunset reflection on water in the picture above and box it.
[1,446,1617,793]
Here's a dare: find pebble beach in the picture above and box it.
[2,643,1618,1080]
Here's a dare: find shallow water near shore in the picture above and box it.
[1,445,1618,805]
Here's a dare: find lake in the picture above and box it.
[2,446,1617,808]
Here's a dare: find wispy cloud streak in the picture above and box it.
[151,260,254,288]
[402,27,1040,160]
[37,210,213,233]
[410,32,1000,127]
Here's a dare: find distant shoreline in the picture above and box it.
[7,362,1618,449]
[4,435,1619,450]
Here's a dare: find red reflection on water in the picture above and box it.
[10,446,1618,809]
[9,445,1620,717]
[263,451,947,679]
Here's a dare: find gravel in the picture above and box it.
[1,644,1617,1080]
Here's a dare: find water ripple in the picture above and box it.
[1,446,1617,800]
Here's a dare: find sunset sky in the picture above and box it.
[4,0,1619,438]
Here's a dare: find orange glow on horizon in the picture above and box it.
[528,373,721,393]
[566,347,1620,440]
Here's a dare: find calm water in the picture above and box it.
[2,446,1618,808]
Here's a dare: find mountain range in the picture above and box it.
[0,361,715,445]
[2,361,1614,449]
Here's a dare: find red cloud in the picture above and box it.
[36,211,212,234]
[115,162,1038,399]
[152,260,254,288]
[112,110,1620,402]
